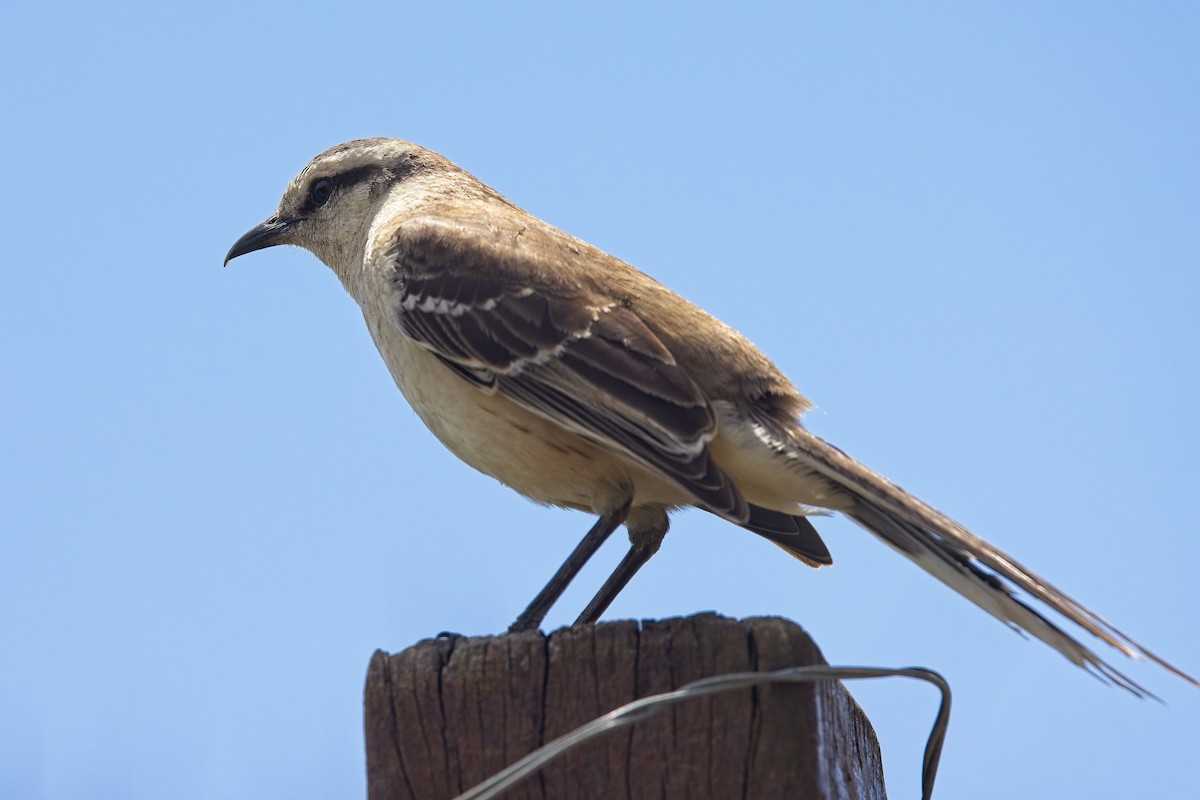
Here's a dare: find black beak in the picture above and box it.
[224,216,296,266]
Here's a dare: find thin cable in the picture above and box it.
[453,664,951,800]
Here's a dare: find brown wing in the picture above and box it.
[380,216,748,522]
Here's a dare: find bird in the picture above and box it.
[226,137,1195,697]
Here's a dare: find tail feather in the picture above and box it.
[784,426,1198,696]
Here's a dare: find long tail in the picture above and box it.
[784,426,1198,698]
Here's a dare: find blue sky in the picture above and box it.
[3,3,1198,798]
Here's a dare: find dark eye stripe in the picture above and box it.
[304,165,387,213]
[333,165,383,188]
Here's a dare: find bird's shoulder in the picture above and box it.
[370,204,813,420]
[373,204,617,295]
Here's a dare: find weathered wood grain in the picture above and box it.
[364,614,886,800]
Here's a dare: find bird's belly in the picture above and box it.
[368,320,690,513]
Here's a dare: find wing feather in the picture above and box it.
[383,219,748,520]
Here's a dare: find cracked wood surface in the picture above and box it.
[364,614,886,800]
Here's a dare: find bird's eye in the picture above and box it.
[309,178,334,207]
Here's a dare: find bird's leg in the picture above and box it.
[509,498,632,632]
[574,514,668,625]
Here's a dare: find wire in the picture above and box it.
[453,664,951,800]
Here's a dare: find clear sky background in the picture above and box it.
[3,3,1198,799]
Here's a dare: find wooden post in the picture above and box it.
[364,613,886,800]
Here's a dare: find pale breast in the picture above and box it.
[360,303,693,515]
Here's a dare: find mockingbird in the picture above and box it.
[227,138,1195,695]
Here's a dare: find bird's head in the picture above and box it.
[224,138,457,275]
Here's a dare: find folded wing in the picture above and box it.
[382,216,747,521]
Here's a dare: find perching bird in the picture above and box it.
[226,138,1195,696]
